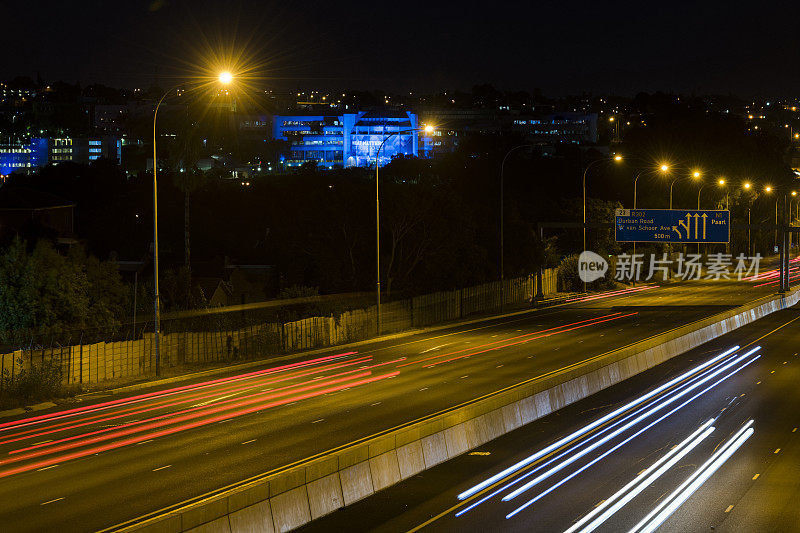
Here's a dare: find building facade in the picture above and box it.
[0,136,121,177]
[272,109,421,168]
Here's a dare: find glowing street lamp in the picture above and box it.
[717,178,729,210]
[218,71,234,84]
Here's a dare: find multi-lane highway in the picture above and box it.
[305,304,800,532]
[0,270,795,531]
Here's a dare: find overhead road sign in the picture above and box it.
[615,209,730,243]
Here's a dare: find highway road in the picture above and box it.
[305,304,800,532]
[0,269,796,532]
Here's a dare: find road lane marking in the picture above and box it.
[241,439,256,445]
[136,440,153,446]
[460,375,469,379]
[37,465,59,471]
[419,387,428,391]
[33,440,52,446]
[40,497,64,506]
[757,381,761,384]
[793,428,797,433]
[312,419,324,424]
[752,473,760,480]
[153,465,172,471]
[469,451,491,456]
[725,505,734,513]
[371,402,381,406]
[594,500,606,508]
[774,448,781,454]
[496,365,503,368]
[191,392,241,408]
[770,370,775,374]
[421,344,451,354]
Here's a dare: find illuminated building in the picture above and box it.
[272,109,421,168]
[0,138,48,177]
[0,136,121,177]
[49,137,122,164]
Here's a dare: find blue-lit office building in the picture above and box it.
[0,138,48,177]
[0,136,121,177]
[273,109,421,168]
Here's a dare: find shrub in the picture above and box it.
[1,357,64,402]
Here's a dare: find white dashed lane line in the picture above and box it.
[40,497,64,506]
[153,465,172,472]
[241,439,256,445]
[312,419,324,424]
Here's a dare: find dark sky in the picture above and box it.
[3,0,800,97]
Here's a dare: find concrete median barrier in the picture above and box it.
[118,289,800,533]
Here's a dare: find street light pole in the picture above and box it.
[743,182,752,257]
[374,125,433,335]
[151,72,232,376]
[151,90,172,377]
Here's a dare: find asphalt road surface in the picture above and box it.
[304,304,800,532]
[0,269,796,532]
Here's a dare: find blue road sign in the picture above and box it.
[615,208,730,243]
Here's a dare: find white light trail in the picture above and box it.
[629,421,755,533]
[456,349,744,518]
[564,421,716,533]
[503,353,760,519]
[503,347,759,503]
[456,346,741,501]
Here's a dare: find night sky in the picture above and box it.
[3,0,800,96]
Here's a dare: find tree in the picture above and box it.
[0,239,128,342]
